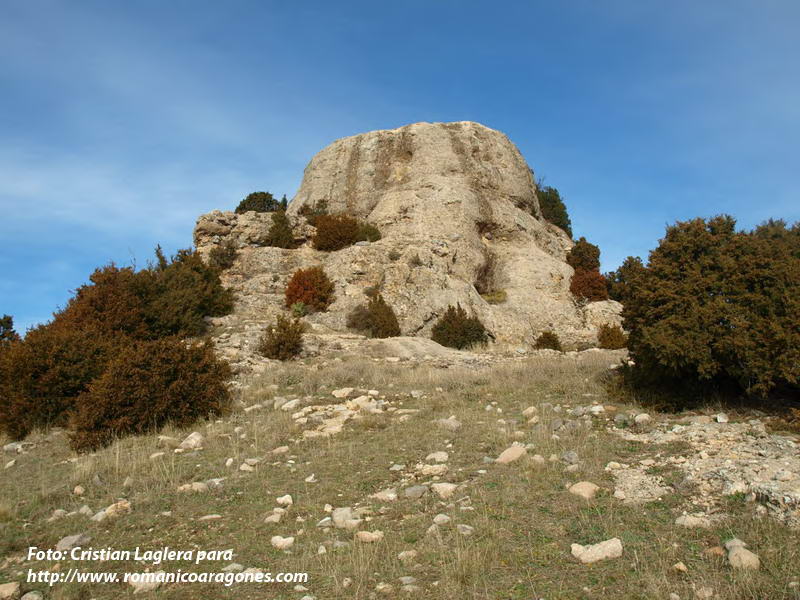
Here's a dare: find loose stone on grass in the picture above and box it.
[571,538,623,564]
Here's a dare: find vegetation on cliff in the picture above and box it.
[431,304,488,350]
[346,293,401,338]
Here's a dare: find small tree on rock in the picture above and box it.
[567,237,601,272]
[236,191,280,214]
[537,185,572,237]
[285,267,335,312]
[267,211,295,249]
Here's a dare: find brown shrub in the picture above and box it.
[312,214,360,251]
[570,268,609,302]
[312,214,381,251]
[0,247,234,442]
[345,304,371,330]
[285,267,335,312]
[346,294,400,338]
[60,264,150,338]
[534,330,562,351]
[69,338,230,451]
[0,321,119,439]
[58,249,233,340]
[258,315,304,360]
[597,324,627,349]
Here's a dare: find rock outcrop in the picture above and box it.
[194,121,621,362]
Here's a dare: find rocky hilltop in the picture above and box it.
[194,121,621,367]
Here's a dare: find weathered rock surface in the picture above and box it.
[725,538,761,570]
[194,121,621,368]
[571,537,623,563]
[615,418,800,526]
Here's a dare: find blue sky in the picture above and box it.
[2,0,798,333]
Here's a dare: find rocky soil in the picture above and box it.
[2,350,798,599]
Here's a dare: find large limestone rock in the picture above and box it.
[195,121,621,358]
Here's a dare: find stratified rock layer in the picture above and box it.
[194,121,621,358]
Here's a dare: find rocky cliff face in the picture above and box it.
[194,121,621,365]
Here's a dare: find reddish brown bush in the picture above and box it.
[570,268,609,302]
[0,247,234,442]
[285,267,335,312]
[0,321,117,439]
[69,338,230,451]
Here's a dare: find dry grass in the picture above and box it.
[1,355,798,599]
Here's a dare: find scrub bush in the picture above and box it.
[431,304,488,350]
[570,268,609,302]
[267,210,295,249]
[69,338,230,451]
[0,247,233,442]
[346,294,400,338]
[312,214,360,251]
[597,324,627,349]
[285,267,335,312]
[207,241,238,270]
[258,315,304,361]
[624,216,800,401]
[235,191,280,213]
[567,237,601,272]
[534,331,562,351]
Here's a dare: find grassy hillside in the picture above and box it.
[1,354,798,599]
